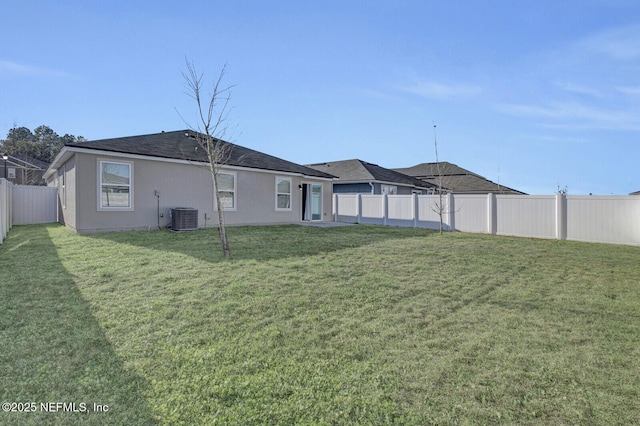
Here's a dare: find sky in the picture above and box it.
[2,0,639,195]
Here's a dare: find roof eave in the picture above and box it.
[334,179,434,189]
[44,145,336,181]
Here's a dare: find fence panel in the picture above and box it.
[496,195,557,239]
[453,194,488,233]
[335,194,358,223]
[567,196,640,245]
[360,195,384,224]
[12,185,58,225]
[388,195,413,220]
[416,195,444,229]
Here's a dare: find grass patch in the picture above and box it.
[1,223,639,424]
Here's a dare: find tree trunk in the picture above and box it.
[210,162,231,259]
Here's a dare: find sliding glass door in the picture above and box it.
[302,183,322,221]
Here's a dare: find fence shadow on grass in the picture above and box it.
[82,224,436,263]
[0,225,156,425]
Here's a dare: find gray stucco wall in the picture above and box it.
[60,152,332,233]
[48,154,77,229]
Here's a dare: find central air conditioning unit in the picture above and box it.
[171,207,198,231]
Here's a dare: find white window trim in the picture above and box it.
[275,176,292,211]
[97,159,134,211]
[213,171,237,212]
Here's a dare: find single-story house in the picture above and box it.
[305,159,437,195]
[393,162,526,195]
[44,130,335,233]
[0,154,49,185]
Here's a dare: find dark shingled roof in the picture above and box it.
[65,130,334,179]
[393,161,526,195]
[5,154,49,170]
[306,159,436,189]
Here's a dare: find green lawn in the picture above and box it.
[1,224,639,425]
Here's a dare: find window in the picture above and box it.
[310,184,322,220]
[8,168,16,179]
[276,177,291,210]
[381,184,397,195]
[215,172,236,210]
[99,161,133,210]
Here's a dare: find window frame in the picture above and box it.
[97,159,134,211]
[275,176,292,211]
[214,171,237,211]
[381,184,398,195]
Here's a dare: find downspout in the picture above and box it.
[369,182,375,194]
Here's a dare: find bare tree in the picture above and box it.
[181,59,234,258]
[557,184,569,195]
[431,124,447,234]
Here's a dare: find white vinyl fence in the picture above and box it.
[334,193,640,246]
[0,179,13,244]
[0,180,58,244]
[13,185,58,225]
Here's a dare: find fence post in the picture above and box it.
[0,179,5,244]
[447,193,455,231]
[356,193,362,224]
[487,193,497,234]
[413,193,418,228]
[556,193,567,240]
[382,194,388,226]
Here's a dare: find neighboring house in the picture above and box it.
[630,190,640,195]
[0,154,49,185]
[393,162,526,195]
[306,159,437,195]
[43,130,335,233]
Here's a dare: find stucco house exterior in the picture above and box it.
[44,130,335,233]
[306,159,436,195]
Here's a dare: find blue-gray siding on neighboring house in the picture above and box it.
[333,182,427,195]
[333,183,376,194]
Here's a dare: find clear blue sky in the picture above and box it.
[2,0,639,194]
